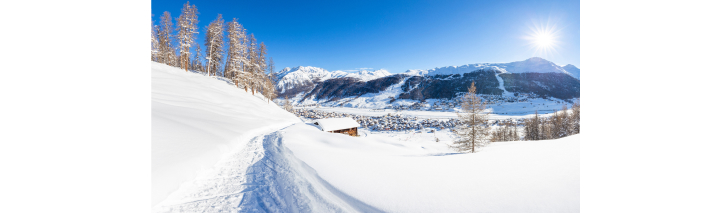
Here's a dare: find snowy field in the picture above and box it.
[153,62,579,212]
[284,124,579,213]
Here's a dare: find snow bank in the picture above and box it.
[283,123,579,213]
[152,62,301,206]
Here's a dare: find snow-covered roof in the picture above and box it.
[313,117,360,132]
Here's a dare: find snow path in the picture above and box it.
[154,126,384,213]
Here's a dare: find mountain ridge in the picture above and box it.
[276,57,580,105]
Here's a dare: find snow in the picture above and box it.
[152,62,301,207]
[313,117,360,132]
[153,128,382,213]
[495,71,513,97]
[421,57,573,77]
[153,61,578,212]
[563,64,580,79]
[281,57,579,110]
[276,66,392,93]
[298,94,576,120]
[283,123,580,213]
[329,69,392,82]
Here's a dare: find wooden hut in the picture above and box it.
[313,117,360,136]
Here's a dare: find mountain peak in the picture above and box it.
[562,64,580,79]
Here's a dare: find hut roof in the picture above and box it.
[313,117,360,132]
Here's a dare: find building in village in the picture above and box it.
[313,117,360,136]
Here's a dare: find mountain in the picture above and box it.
[419,57,572,77]
[275,66,392,97]
[277,57,580,105]
[562,64,580,79]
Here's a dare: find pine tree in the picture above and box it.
[175,1,199,71]
[451,82,491,153]
[204,14,225,77]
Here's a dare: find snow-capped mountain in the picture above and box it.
[278,57,580,105]
[276,66,392,93]
[562,64,580,79]
[419,57,577,78]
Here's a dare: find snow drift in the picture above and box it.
[283,124,580,213]
[152,62,301,206]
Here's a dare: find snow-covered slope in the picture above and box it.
[152,62,577,212]
[276,66,392,93]
[152,62,301,207]
[563,64,580,79]
[283,123,580,213]
[423,57,575,77]
[330,69,392,81]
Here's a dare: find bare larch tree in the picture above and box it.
[151,14,160,62]
[225,18,247,87]
[452,82,491,153]
[159,12,175,66]
[175,1,199,72]
[204,14,224,77]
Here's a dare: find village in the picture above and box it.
[293,92,573,114]
[292,108,526,134]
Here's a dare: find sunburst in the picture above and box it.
[524,20,561,57]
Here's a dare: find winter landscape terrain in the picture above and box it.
[276,57,579,112]
[152,61,579,212]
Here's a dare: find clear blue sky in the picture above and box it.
[152,0,579,73]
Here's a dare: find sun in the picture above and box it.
[534,31,554,48]
[524,21,561,57]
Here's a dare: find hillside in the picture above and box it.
[283,124,580,213]
[151,62,301,207]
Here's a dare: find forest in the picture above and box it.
[151,1,278,101]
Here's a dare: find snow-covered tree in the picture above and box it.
[204,14,224,77]
[451,82,491,153]
[175,1,199,71]
[262,57,277,103]
[247,34,259,94]
[224,18,247,87]
[192,44,203,72]
[159,12,175,66]
[151,16,160,62]
[267,57,277,83]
